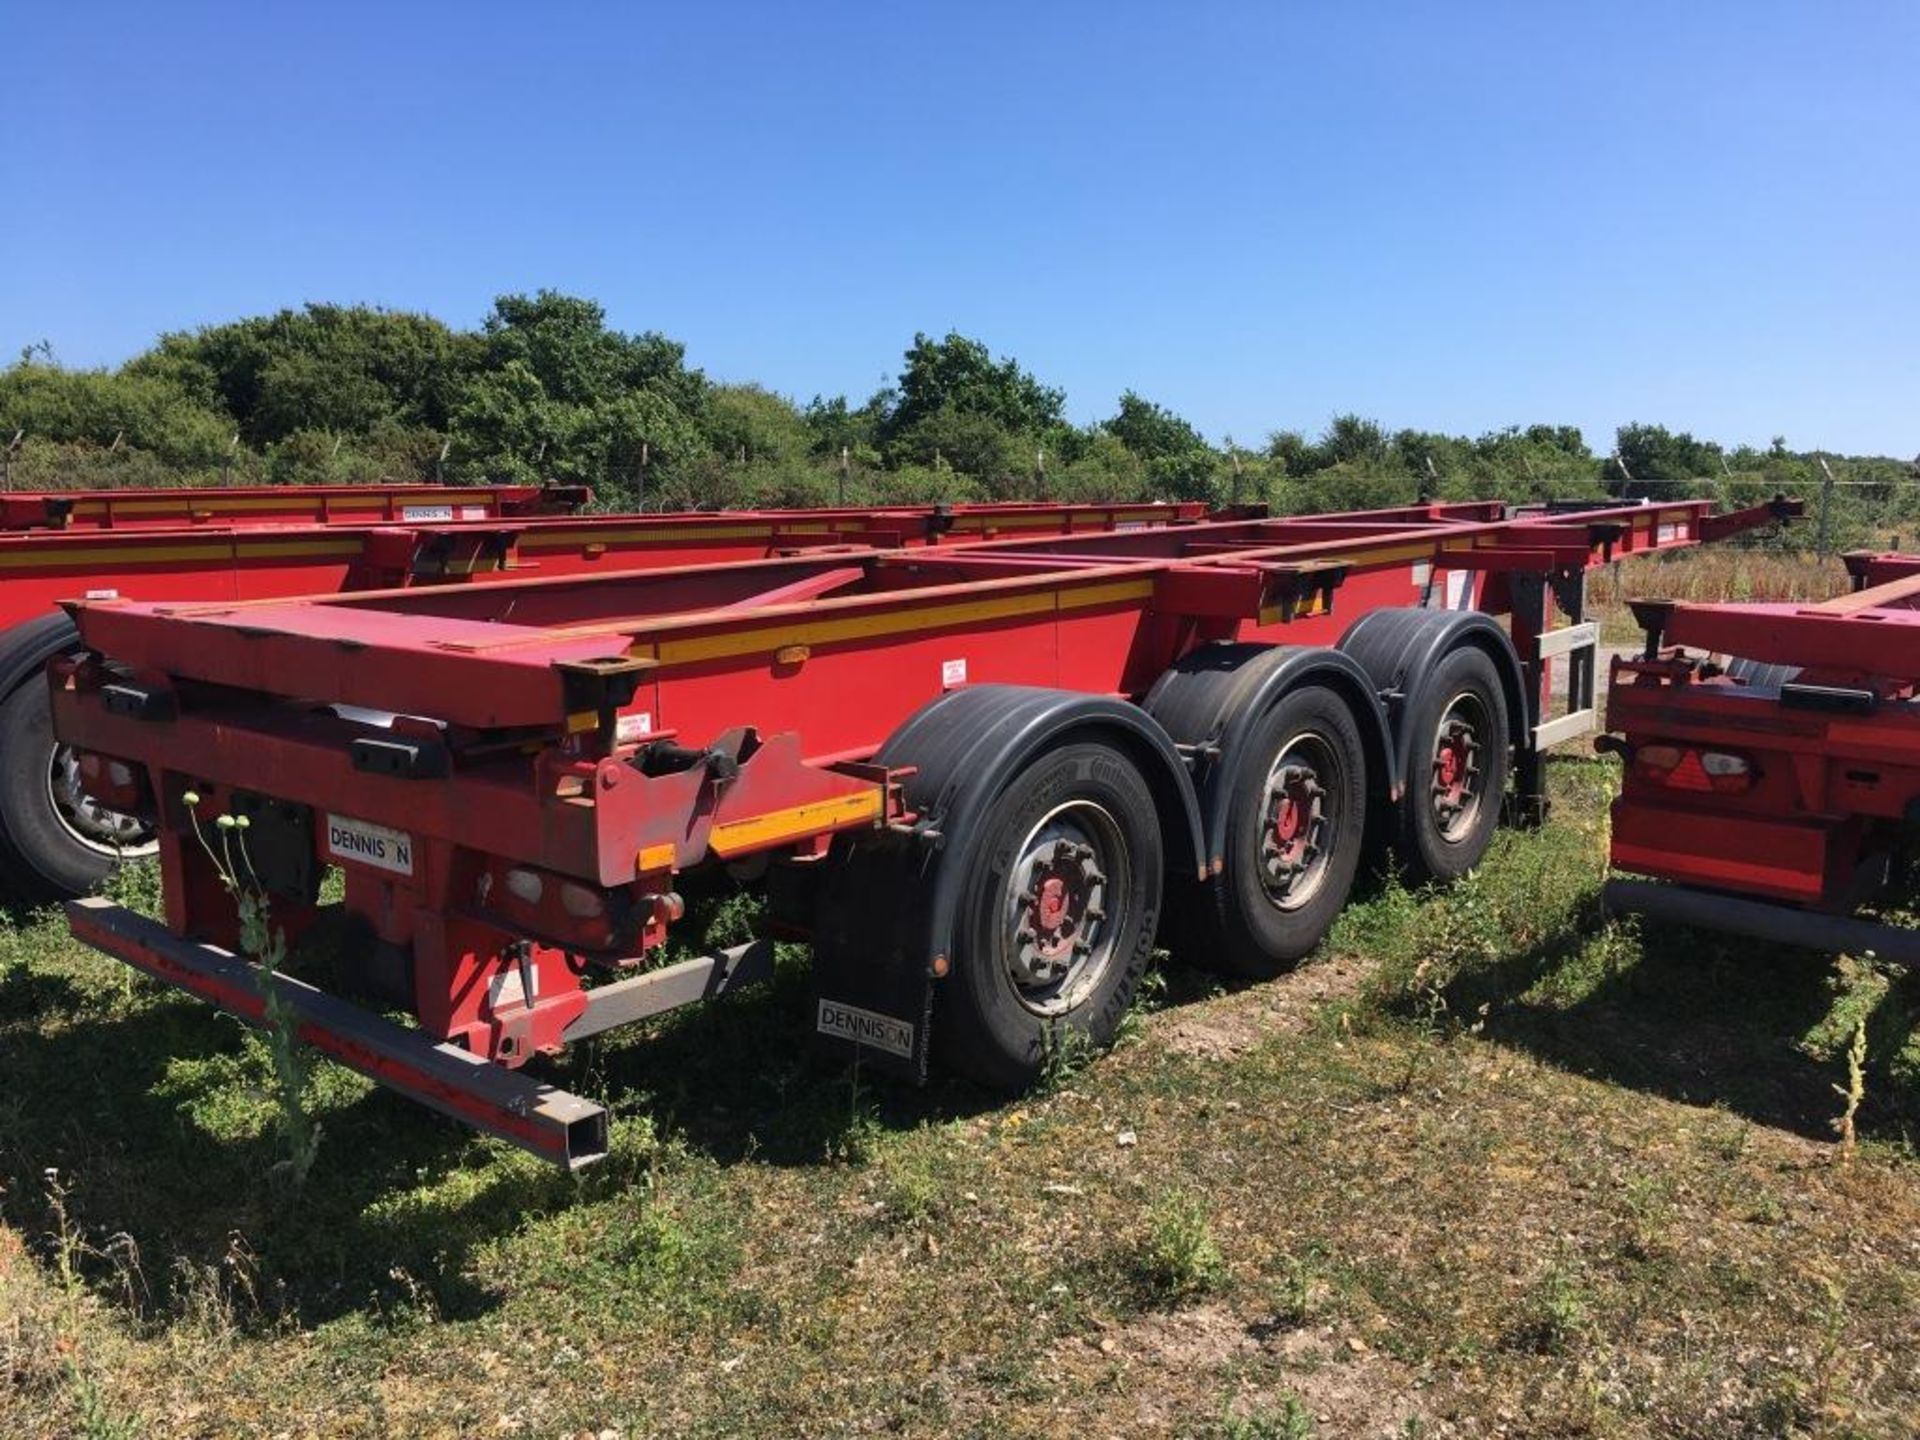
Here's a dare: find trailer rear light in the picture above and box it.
[1633,743,1754,793]
[478,861,646,955]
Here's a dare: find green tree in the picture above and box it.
[1106,391,1206,459]
[882,332,1064,446]
[133,304,469,445]
[802,393,884,462]
[702,384,810,464]
[1614,422,1723,499]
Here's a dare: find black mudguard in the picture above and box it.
[1336,607,1528,792]
[1143,643,1394,870]
[810,685,1203,1081]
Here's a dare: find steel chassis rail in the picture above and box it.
[0,499,1213,633]
[0,481,588,532]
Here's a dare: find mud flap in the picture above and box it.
[808,831,938,1083]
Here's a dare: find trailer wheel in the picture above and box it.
[0,671,157,901]
[940,740,1164,1089]
[1182,684,1368,978]
[1395,645,1509,883]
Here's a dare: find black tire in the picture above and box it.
[937,740,1164,1089]
[0,673,150,901]
[1176,685,1368,979]
[1393,645,1510,884]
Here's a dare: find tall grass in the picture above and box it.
[1587,549,1849,608]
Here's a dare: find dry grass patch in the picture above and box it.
[0,759,1915,1436]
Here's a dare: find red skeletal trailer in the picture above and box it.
[50,494,1796,1166]
[1603,547,1920,964]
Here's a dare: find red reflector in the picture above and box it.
[1663,749,1714,791]
[1632,741,1753,795]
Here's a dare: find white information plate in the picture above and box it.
[324,813,415,876]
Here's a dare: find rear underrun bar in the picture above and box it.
[68,898,610,1168]
[1602,878,1920,965]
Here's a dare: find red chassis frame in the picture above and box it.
[0,481,588,532]
[0,499,1211,633]
[54,496,1789,1165]
[1605,550,1920,952]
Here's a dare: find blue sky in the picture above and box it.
[3,2,1916,455]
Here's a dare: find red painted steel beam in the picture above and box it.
[0,500,1209,634]
[58,497,1768,748]
[0,482,584,532]
[1658,602,1920,682]
[1811,569,1920,615]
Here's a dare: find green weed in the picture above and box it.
[1220,1394,1314,1440]
[1131,1188,1227,1305]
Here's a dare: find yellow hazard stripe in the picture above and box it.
[706,789,885,856]
[636,841,678,874]
[232,539,366,560]
[1326,540,1451,568]
[518,523,777,549]
[0,542,227,569]
[0,536,365,571]
[65,490,488,517]
[644,577,1155,668]
[1257,592,1334,626]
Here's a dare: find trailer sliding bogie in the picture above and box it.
[49,494,1794,1164]
[1144,646,1381,976]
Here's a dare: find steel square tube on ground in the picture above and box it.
[67,897,609,1168]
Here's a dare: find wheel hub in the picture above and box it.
[1429,700,1485,840]
[1000,802,1126,1016]
[1014,839,1105,983]
[1261,763,1326,897]
[47,743,155,856]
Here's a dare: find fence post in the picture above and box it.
[1817,457,1836,554]
[839,445,849,505]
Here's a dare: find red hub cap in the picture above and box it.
[1261,762,1326,894]
[1429,700,1485,839]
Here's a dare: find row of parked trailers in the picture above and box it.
[33,483,1801,1167]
